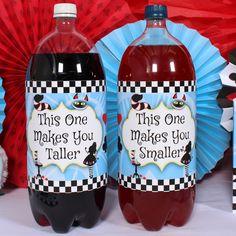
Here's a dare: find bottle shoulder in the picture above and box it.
[132,28,181,47]
[34,30,94,54]
[122,42,192,61]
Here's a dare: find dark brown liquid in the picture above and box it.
[28,187,106,232]
[118,45,196,230]
[28,53,106,233]
[30,53,105,81]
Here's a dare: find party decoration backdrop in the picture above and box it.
[127,0,236,59]
[0,0,136,187]
[0,0,234,187]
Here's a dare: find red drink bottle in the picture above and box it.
[118,5,196,231]
[26,4,107,233]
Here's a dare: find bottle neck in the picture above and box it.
[55,18,76,33]
[144,19,167,34]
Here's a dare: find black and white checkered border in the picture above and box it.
[233,169,236,212]
[118,80,196,93]
[26,80,106,93]
[28,173,108,193]
[118,173,196,192]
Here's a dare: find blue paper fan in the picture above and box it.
[96,20,230,181]
[0,78,6,134]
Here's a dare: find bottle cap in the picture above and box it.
[145,5,167,20]
[54,3,77,18]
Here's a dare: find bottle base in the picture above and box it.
[119,185,195,231]
[28,186,106,233]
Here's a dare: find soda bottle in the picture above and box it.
[26,3,107,233]
[118,5,196,231]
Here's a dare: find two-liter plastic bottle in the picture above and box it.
[26,3,107,233]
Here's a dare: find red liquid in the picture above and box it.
[118,45,196,231]
[119,45,194,82]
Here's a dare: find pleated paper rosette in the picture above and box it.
[0,0,135,187]
[96,20,231,180]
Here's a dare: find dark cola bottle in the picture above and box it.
[26,3,107,233]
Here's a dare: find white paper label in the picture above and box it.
[27,103,103,172]
[122,102,195,171]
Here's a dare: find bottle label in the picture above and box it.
[118,80,196,192]
[26,80,107,193]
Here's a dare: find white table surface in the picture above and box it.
[0,157,235,236]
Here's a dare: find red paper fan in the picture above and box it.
[126,0,236,59]
[0,0,136,188]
